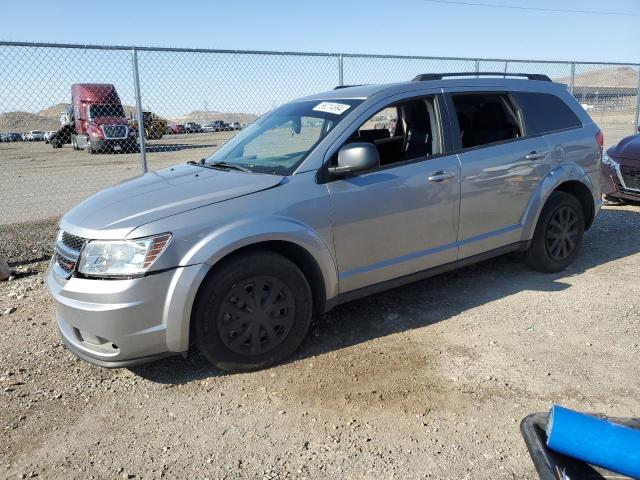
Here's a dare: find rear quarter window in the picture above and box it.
[516,92,582,135]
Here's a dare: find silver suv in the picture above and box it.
[46,73,602,371]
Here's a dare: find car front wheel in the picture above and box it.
[526,191,585,273]
[193,251,313,371]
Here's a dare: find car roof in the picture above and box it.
[296,78,567,103]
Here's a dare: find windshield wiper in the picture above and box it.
[205,161,251,173]
[187,158,206,166]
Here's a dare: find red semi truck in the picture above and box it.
[70,83,138,153]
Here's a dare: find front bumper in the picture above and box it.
[602,162,640,201]
[91,137,138,153]
[46,263,205,367]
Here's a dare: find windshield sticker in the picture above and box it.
[312,102,351,115]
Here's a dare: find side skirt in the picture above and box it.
[323,241,530,312]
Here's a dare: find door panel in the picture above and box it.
[456,136,551,258]
[443,88,553,258]
[328,155,461,293]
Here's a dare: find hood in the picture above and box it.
[90,116,129,126]
[608,134,640,161]
[61,164,284,238]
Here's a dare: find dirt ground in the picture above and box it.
[0,113,637,226]
[0,202,639,480]
[0,132,234,226]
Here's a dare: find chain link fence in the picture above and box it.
[1,41,639,232]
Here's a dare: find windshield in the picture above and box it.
[204,99,363,175]
[89,104,126,119]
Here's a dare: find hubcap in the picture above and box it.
[217,275,295,356]
[545,206,579,261]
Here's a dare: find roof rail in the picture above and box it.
[333,84,364,89]
[412,72,552,82]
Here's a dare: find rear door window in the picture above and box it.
[450,93,523,149]
[515,92,582,135]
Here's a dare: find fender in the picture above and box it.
[164,215,339,352]
[520,163,596,241]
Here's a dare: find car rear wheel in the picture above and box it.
[193,251,313,372]
[526,191,585,273]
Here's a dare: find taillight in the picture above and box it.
[595,130,604,149]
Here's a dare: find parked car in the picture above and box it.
[25,130,45,141]
[44,131,56,143]
[168,124,185,134]
[228,122,241,130]
[183,122,203,133]
[602,131,640,204]
[202,120,228,132]
[201,122,216,133]
[1,132,23,142]
[46,73,602,371]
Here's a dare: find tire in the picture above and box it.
[526,191,585,273]
[193,251,313,372]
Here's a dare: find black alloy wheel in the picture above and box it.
[545,205,580,261]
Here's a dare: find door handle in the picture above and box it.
[427,170,456,182]
[525,151,546,161]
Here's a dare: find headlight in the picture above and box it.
[78,233,171,277]
[602,152,618,167]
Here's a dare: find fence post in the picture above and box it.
[503,61,508,75]
[474,59,480,77]
[131,48,147,174]
[338,53,344,86]
[569,63,576,95]
[635,67,640,134]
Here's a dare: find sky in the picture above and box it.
[1,0,639,117]
[2,0,639,62]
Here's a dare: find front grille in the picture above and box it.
[61,232,86,252]
[102,124,127,139]
[620,165,640,191]
[55,252,76,275]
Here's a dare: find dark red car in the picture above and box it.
[168,124,185,134]
[602,131,640,204]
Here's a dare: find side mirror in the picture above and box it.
[328,142,380,176]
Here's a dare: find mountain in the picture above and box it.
[1,104,258,132]
[0,111,60,132]
[556,66,639,88]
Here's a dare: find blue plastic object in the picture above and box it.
[546,404,640,479]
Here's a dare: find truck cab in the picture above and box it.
[70,83,137,153]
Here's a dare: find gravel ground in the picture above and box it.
[0,203,639,479]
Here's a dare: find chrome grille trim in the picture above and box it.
[101,124,128,140]
[53,231,86,279]
[52,250,77,279]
